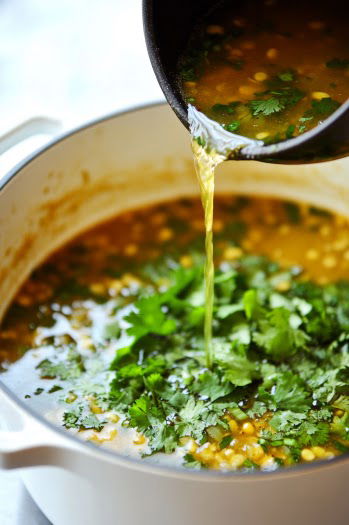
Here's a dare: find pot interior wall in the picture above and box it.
[1,103,349,322]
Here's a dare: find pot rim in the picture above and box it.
[1,101,349,482]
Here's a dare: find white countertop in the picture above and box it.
[0,0,164,522]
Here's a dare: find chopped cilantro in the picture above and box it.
[211,102,240,115]
[277,70,294,82]
[249,97,285,116]
[183,453,206,469]
[25,244,349,466]
[34,387,44,396]
[36,349,84,380]
[243,459,259,469]
[249,88,305,117]
[310,97,340,116]
[284,202,301,223]
[48,384,64,394]
[220,435,232,449]
[224,121,241,133]
[63,406,106,431]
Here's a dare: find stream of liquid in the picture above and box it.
[189,105,254,368]
[192,140,225,368]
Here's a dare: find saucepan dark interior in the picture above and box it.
[143,0,349,163]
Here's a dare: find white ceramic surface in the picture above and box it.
[1,104,349,525]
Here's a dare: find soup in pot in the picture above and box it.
[179,0,349,144]
[1,194,349,472]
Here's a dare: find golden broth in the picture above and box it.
[1,195,349,471]
[180,0,349,143]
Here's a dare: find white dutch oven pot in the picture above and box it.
[1,103,349,525]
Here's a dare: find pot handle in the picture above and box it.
[0,117,62,155]
[0,387,80,470]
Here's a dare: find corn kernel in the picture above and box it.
[306,249,319,261]
[332,239,348,251]
[228,419,239,434]
[322,255,337,269]
[158,227,173,242]
[260,455,275,469]
[90,283,106,295]
[124,243,138,256]
[275,280,291,292]
[108,414,120,423]
[230,454,246,468]
[80,335,94,350]
[223,246,243,260]
[324,451,335,459]
[247,444,264,462]
[198,443,216,462]
[320,225,331,237]
[242,422,255,435]
[133,434,146,445]
[90,400,103,414]
[266,48,278,60]
[90,429,117,444]
[256,132,269,140]
[278,224,290,235]
[239,85,256,97]
[301,449,315,462]
[312,446,326,459]
[108,279,122,295]
[179,255,193,268]
[254,72,268,82]
[121,273,141,287]
[312,91,330,101]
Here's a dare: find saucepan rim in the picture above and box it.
[1,101,348,482]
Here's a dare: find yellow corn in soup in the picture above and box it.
[179,0,349,143]
[1,195,349,472]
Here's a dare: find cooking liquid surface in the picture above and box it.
[180,0,349,144]
[1,195,349,471]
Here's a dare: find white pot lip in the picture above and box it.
[1,100,349,482]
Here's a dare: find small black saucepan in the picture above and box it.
[143,0,349,163]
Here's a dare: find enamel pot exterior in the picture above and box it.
[1,104,349,525]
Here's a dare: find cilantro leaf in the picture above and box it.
[63,406,105,431]
[310,98,340,116]
[249,97,285,116]
[254,307,308,361]
[183,453,205,469]
[37,349,84,380]
[191,370,234,401]
[125,296,176,340]
[277,70,294,82]
[258,371,311,412]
